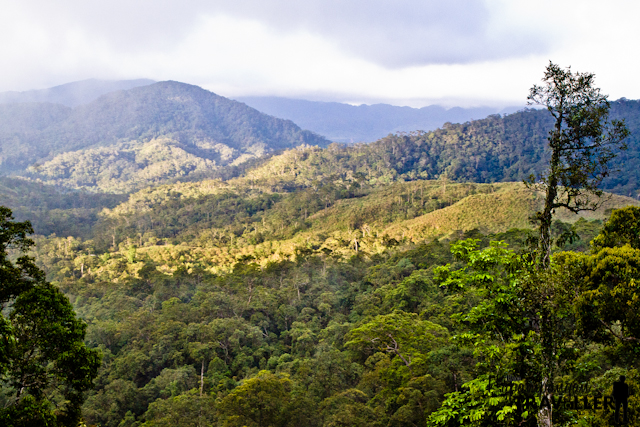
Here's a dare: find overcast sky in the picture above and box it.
[1,0,638,107]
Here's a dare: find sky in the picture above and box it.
[1,0,639,107]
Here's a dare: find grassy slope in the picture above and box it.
[10,141,638,272]
[385,184,639,241]
[91,179,639,275]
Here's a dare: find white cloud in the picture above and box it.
[95,15,542,106]
[199,0,550,67]
[0,0,638,106]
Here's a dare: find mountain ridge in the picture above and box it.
[2,80,640,198]
[236,95,522,142]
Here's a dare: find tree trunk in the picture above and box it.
[538,377,553,427]
[538,113,563,269]
[200,359,205,397]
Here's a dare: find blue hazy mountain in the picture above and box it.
[236,96,521,142]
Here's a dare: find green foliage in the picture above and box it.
[0,176,125,237]
[591,205,640,250]
[346,311,447,368]
[567,244,640,353]
[218,370,292,427]
[429,240,539,426]
[430,205,640,426]
[141,390,216,427]
[0,207,100,426]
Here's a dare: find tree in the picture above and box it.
[346,311,447,370]
[591,205,640,250]
[526,61,629,268]
[563,208,640,352]
[217,370,292,427]
[526,63,629,426]
[345,311,450,426]
[430,240,540,427]
[430,239,585,427]
[0,206,100,426]
[141,389,217,427]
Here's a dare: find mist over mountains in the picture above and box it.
[0,78,524,145]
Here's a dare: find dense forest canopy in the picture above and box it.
[7,160,638,426]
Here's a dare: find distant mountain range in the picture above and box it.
[2,78,639,198]
[0,78,155,107]
[236,96,522,142]
[0,78,525,144]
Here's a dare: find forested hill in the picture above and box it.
[239,98,639,197]
[7,93,640,426]
[2,86,640,195]
[24,178,638,426]
[0,81,329,191]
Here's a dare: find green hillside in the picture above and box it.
[0,177,126,238]
[0,81,329,190]
[77,175,639,263]
[204,99,640,198]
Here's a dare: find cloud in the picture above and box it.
[0,0,550,70]
[208,0,551,67]
[0,0,638,106]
